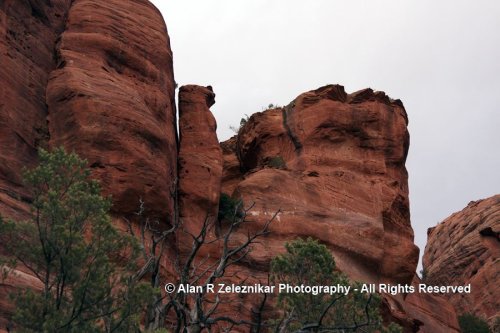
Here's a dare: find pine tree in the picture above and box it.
[270,237,401,332]
[0,148,155,333]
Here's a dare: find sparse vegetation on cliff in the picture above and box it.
[458,313,490,333]
[270,237,402,333]
[0,148,154,332]
[267,155,287,169]
[229,114,250,134]
[217,193,243,222]
[265,103,281,110]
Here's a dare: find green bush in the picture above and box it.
[267,155,286,169]
[458,313,490,333]
[218,193,243,222]
[270,237,401,332]
[229,114,250,134]
[239,115,249,128]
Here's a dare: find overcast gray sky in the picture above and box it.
[151,0,500,271]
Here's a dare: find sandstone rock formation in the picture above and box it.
[0,0,72,222]
[219,85,464,332]
[178,84,222,236]
[46,0,177,222]
[0,1,177,330]
[222,85,418,285]
[398,275,460,332]
[1,1,72,329]
[0,1,468,332]
[423,195,500,325]
[1,0,176,222]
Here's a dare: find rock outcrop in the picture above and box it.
[47,0,177,221]
[178,85,222,235]
[1,0,177,221]
[1,1,72,329]
[0,2,470,332]
[0,1,177,330]
[219,85,463,332]
[0,0,72,222]
[423,195,500,325]
[399,275,460,332]
[223,85,418,285]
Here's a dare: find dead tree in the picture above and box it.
[125,197,179,331]
[164,202,280,333]
[127,195,279,332]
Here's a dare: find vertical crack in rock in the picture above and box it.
[282,101,303,153]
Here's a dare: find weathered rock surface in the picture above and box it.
[0,1,72,329]
[423,195,500,325]
[0,1,177,330]
[219,85,463,332]
[0,1,469,331]
[397,275,460,333]
[223,84,418,285]
[220,136,244,195]
[47,0,177,221]
[0,0,177,226]
[178,85,222,235]
[0,0,72,222]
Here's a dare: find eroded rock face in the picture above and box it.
[398,275,460,333]
[423,195,500,325]
[0,0,177,222]
[47,0,177,222]
[217,85,462,332]
[178,85,222,235]
[223,84,418,285]
[0,1,177,330]
[0,1,72,330]
[0,0,72,222]
[0,2,466,331]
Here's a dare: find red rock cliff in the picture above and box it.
[178,84,222,236]
[423,195,500,326]
[222,85,418,284]
[0,0,72,221]
[0,2,467,332]
[46,0,177,221]
[220,85,460,332]
[0,1,177,330]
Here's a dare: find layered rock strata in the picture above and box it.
[222,84,419,285]
[0,0,72,221]
[0,1,469,331]
[423,195,500,325]
[46,0,177,221]
[178,85,222,235]
[219,85,463,332]
[0,1,177,330]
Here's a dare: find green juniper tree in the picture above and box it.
[458,313,490,333]
[0,148,155,333]
[270,237,401,333]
